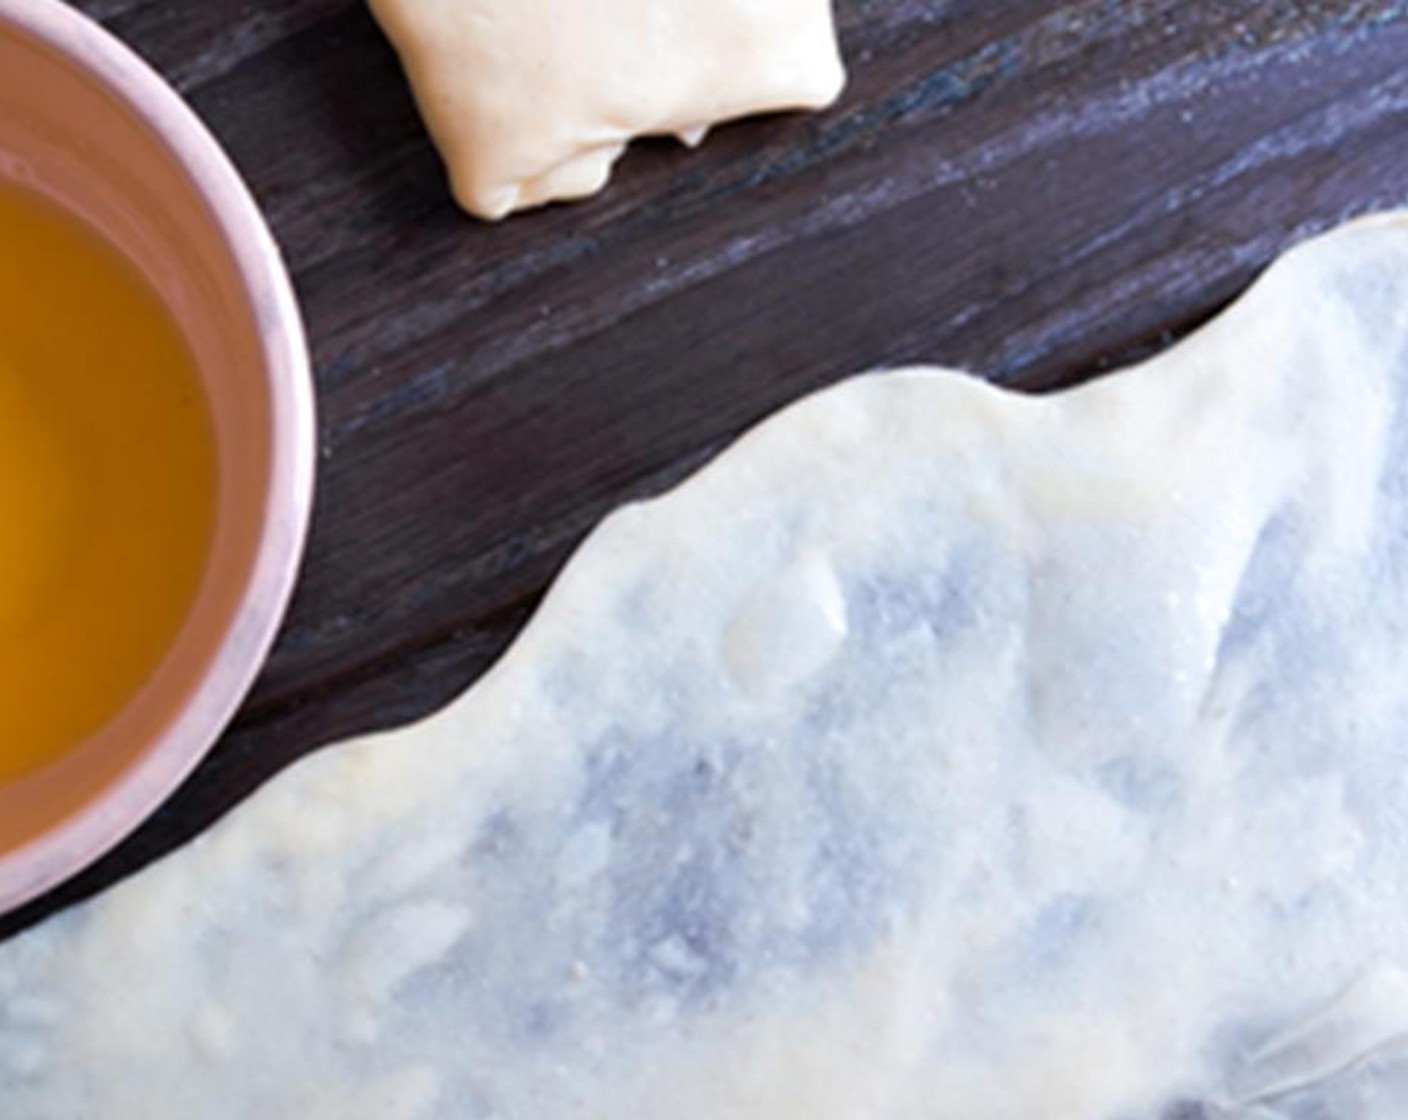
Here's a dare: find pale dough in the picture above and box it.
[4,214,1408,1118]
[366,0,846,219]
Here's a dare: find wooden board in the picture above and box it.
[4,0,1407,938]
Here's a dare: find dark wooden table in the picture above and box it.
[4,0,1407,939]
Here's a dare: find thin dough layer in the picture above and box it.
[367,0,846,219]
[4,215,1408,1119]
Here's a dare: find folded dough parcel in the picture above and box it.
[367,0,847,219]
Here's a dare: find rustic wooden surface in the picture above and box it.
[4,0,1408,939]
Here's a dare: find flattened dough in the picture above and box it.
[367,0,846,219]
[5,214,1408,1119]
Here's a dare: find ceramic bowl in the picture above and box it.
[0,0,315,913]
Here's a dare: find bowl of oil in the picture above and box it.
[0,0,314,912]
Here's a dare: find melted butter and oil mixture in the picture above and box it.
[0,182,217,786]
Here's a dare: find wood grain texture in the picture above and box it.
[3,0,1407,939]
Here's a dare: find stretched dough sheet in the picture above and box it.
[4,214,1408,1119]
[367,0,846,219]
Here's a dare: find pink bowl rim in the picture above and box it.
[0,0,316,915]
